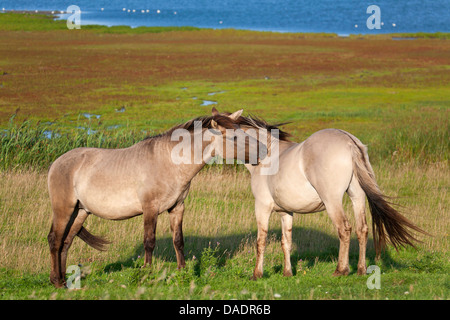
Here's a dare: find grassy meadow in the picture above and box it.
[0,13,449,300]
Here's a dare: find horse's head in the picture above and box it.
[206,108,267,165]
[210,107,294,175]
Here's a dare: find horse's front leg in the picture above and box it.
[143,203,159,268]
[169,202,186,269]
[252,201,272,280]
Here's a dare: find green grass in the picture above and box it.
[0,239,448,300]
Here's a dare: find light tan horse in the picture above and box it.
[47,109,263,288]
[218,110,427,279]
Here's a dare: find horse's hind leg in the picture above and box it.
[307,162,352,276]
[48,226,65,287]
[48,203,81,288]
[347,175,368,275]
[59,208,89,282]
[323,199,352,276]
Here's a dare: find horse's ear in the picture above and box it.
[211,107,219,116]
[211,119,218,129]
[228,109,243,120]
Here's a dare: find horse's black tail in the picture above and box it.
[77,227,110,251]
[346,131,429,258]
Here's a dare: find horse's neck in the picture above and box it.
[169,132,213,182]
[139,136,208,184]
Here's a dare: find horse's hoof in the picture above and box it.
[283,270,293,277]
[357,267,367,275]
[251,272,263,281]
[332,268,349,276]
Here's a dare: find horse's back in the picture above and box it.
[48,147,106,187]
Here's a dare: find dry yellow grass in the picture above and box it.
[0,162,448,275]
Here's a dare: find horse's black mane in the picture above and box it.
[235,114,292,142]
[143,114,237,141]
[143,112,291,142]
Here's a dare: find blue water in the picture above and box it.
[1,0,449,34]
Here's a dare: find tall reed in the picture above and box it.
[1,114,448,171]
[0,116,148,171]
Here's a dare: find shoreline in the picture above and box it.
[1,10,448,37]
[1,9,56,14]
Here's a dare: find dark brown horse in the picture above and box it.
[47,109,264,288]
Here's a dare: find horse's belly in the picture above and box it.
[274,186,324,213]
[77,187,143,220]
[270,170,325,214]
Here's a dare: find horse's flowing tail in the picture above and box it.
[77,226,110,251]
[346,133,428,258]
